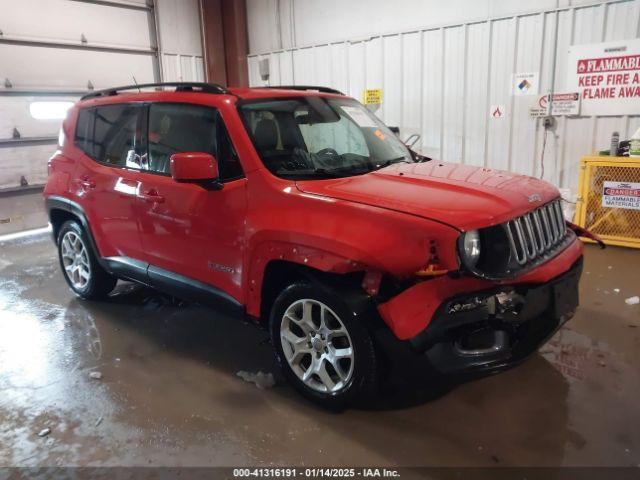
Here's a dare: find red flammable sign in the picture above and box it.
[577,55,640,99]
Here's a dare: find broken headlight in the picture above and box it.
[460,230,481,268]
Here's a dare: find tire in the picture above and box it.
[269,281,379,409]
[57,220,117,300]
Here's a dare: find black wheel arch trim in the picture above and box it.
[46,195,109,271]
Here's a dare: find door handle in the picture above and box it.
[138,189,165,204]
[80,176,95,189]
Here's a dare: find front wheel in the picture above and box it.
[269,282,379,409]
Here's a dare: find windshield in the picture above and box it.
[239,97,414,179]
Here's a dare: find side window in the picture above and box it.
[147,103,217,174]
[74,108,95,157]
[216,113,244,181]
[93,104,142,167]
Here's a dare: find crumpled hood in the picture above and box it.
[295,162,559,231]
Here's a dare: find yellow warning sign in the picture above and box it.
[363,89,382,105]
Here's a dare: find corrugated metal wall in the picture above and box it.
[156,0,205,83]
[247,0,640,196]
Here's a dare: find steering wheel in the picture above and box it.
[315,147,342,167]
[317,147,339,158]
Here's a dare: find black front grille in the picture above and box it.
[504,198,567,266]
[467,198,572,280]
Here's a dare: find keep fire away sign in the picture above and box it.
[567,39,640,116]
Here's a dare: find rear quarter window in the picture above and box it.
[74,108,94,157]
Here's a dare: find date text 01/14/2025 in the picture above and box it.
[232,468,401,478]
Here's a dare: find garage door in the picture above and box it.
[0,0,162,191]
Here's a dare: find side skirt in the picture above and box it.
[105,256,244,318]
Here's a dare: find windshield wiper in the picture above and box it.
[312,168,352,177]
[373,157,412,171]
[276,167,366,179]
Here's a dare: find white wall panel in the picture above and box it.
[401,33,422,140]
[0,0,152,49]
[246,0,605,54]
[486,18,516,172]
[156,0,203,56]
[420,29,444,159]
[464,22,490,167]
[313,47,332,88]
[382,36,402,128]
[510,14,545,177]
[347,42,366,101]
[161,54,205,83]
[329,43,349,95]
[155,0,204,83]
[442,27,465,163]
[247,0,640,198]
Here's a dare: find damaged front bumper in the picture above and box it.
[373,256,583,379]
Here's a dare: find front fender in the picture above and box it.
[244,239,368,317]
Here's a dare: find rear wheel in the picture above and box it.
[57,220,117,299]
[270,282,379,409]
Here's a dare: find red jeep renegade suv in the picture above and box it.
[44,82,590,407]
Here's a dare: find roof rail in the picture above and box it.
[81,82,228,100]
[261,85,344,95]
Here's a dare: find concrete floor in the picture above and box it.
[0,232,639,468]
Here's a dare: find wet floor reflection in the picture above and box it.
[0,233,638,467]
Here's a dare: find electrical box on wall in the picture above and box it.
[258,58,270,82]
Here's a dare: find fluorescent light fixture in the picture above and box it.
[29,101,74,120]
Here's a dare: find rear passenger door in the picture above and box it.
[136,103,247,302]
[72,103,146,261]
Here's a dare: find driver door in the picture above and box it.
[136,103,247,301]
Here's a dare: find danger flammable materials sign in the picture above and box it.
[567,39,640,116]
[602,181,640,210]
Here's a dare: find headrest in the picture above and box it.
[254,118,278,151]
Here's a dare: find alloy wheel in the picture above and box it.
[280,298,355,393]
[61,231,91,290]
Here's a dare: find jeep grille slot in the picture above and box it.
[504,199,567,266]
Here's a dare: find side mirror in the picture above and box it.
[170,152,220,187]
